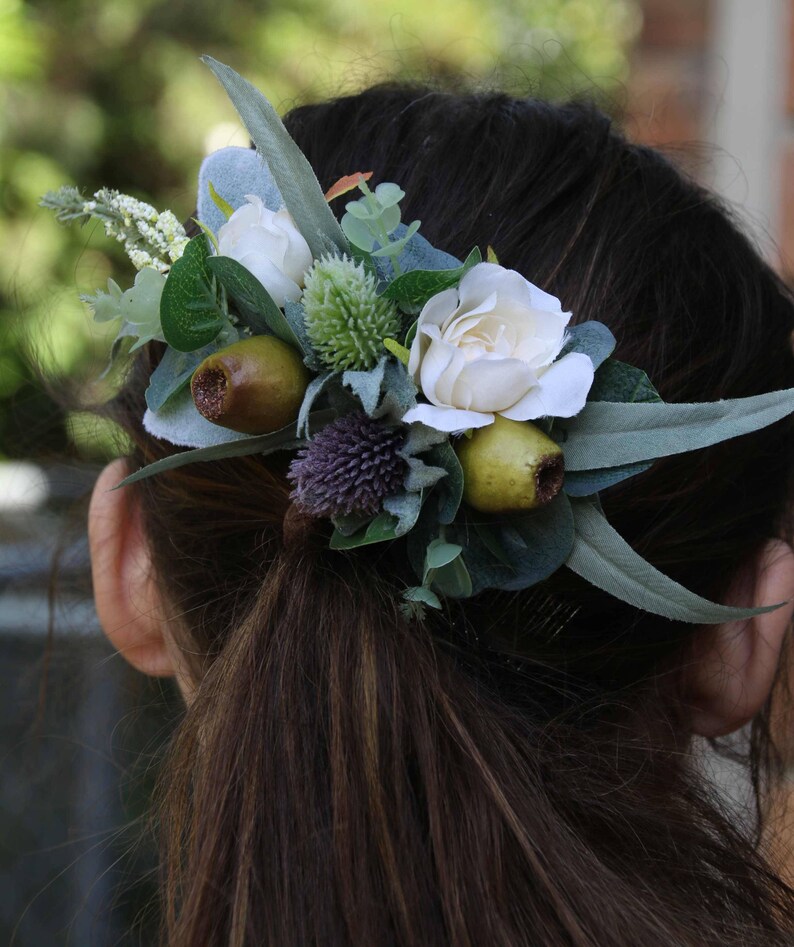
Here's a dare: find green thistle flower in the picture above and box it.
[302,255,401,371]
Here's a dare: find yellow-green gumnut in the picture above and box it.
[191,335,310,434]
[455,416,565,514]
[302,254,401,371]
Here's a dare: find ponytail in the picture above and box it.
[157,538,792,947]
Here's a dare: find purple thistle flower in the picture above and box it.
[288,411,408,518]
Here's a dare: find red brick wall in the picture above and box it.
[628,1,794,276]
[627,0,711,149]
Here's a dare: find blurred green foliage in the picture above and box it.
[0,0,640,460]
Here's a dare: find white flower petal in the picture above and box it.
[527,283,565,314]
[458,262,535,311]
[238,253,301,307]
[402,403,494,432]
[453,356,537,412]
[216,197,311,309]
[417,337,458,404]
[233,227,289,268]
[500,351,594,421]
[417,287,460,330]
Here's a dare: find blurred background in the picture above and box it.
[1,0,792,942]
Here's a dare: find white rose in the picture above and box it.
[402,262,594,433]
[217,195,313,308]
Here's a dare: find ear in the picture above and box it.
[686,539,794,738]
[88,459,176,677]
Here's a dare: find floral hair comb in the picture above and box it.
[42,58,794,623]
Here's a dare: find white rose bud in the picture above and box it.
[402,262,595,433]
[217,194,313,308]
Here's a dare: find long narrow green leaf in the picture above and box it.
[559,389,794,471]
[202,57,348,261]
[566,498,785,623]
[115,409,335,488]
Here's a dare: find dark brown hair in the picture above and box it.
[112,87,794,945]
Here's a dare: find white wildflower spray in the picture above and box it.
[40,186,189,272]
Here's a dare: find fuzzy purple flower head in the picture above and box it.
[288,411,407,518]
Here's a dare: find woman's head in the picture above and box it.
[88,86,794,945]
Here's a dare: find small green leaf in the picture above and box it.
[428,554,473,599]
[425,540,463,572]
[207,255,303,352]
[403,586,442,609]
[370,219,421,258]
[191,218,220,251]
[160,234,225,352]
[82,278,123,322]
[427,441,463,524]
[383,246,481,314]
[341,213,376,251]
[448,494,575,595]
[329,510,400,549]
[374,182,405,208]
[383,337,410,365]
[559,321,616,371]
[588,359,662,404]
[208,180,234,220]
[145,346,208,413]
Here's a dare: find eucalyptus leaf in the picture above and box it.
[331,511,372,537]
[202,58,348,261]
[160,234,225,352]
[370,219,421,259]
[145,346,209,413]
[383,247,482,314]
[427,441,464,525]
[588,359,662,404]
[453,494,575,594]
[429,555,473,599]
[559,321,616,371]
[329,510,400,550]
[558,389,794,471]
[425,540,463,571]
[207,255,303,352]
[403,586,442,609]
[566,498,785,623]
[341,213,375,252]
[374,183,405,208]
[117,409,336,488]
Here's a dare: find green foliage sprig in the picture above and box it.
[341,179,421,277]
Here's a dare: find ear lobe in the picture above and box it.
[686,539,794,738]
[88,459,176,678]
